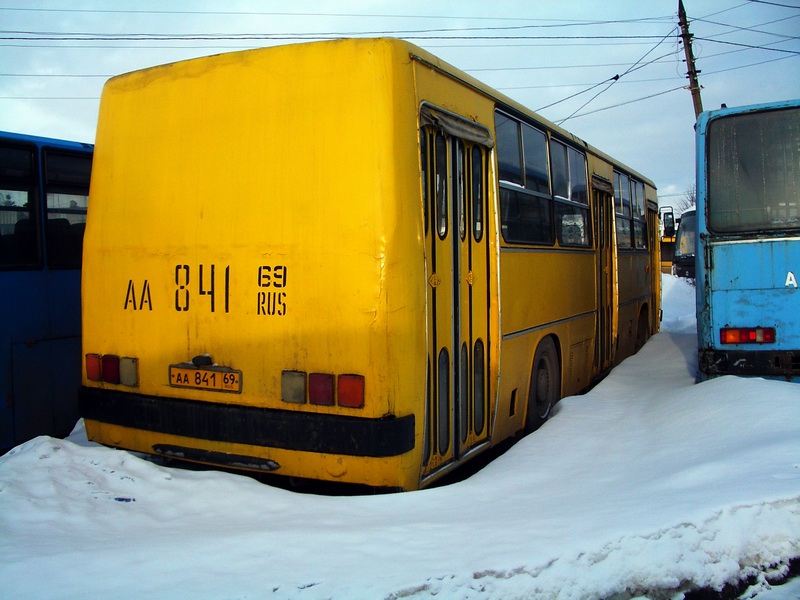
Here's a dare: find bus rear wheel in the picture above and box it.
[525,337,560,433]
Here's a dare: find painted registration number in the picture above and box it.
[169,365,242,393]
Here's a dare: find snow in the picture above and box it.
[1,275,798,600]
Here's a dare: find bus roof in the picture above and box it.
[0,130,94,151]
[107,38,656,190]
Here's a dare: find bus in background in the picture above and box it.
[0,132,93,449]
[672,208,696,280]
[80,39,660,490]
[695,99,800,382]
[659,206,676,274]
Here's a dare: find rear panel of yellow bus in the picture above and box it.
[81,40,427,490]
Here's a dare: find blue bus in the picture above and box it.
[0,132,93,449]
[695,100,800,382]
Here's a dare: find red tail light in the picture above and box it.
[85,353,138,386]
[720,327,776,345]
[101,355,121,384]
[337,374,365,408]
[86,353,102,381]
[309,373,335,406]
[281,370,366,408]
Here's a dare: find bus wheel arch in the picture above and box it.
[525,335,561,434]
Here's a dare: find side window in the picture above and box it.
[522,123,549,194]
[550,140,569,199]
[0,143,38,268]
[44,150,92,269]
[615,171,633,248]
[614,171,647,249]
[552,141,591,247]
[497,110,553,246]
[633,181,647,249]
[494,113,522,186]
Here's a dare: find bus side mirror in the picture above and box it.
[663,212,675,237]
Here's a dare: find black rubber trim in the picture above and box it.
[79,387,415,458]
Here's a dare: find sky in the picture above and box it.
[1,0,799,205]
[1,274,799,599]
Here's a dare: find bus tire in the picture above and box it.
[525,337,560,433]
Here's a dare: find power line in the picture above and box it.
[747,0,800,8]
[694,37,800,53]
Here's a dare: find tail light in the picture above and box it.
[720,327,776,345]
[85,353,139,386]
[309,373,335,406]
[338,374,365,408]
[281,370,365,409]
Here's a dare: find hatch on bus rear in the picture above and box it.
[81,39,427,423]
[701,238,800,378]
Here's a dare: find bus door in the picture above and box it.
[420,109,491,477]
[592,176,617,371]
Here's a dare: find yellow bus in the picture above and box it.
[80,38,660,491]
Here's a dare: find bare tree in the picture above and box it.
[676,184,696,214]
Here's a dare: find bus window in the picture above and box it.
[550,140,569,199]
[0,144,37,267]
[494,113,522,185]
[552,141,590,247]
[497,111,553,245]
[707,108,800,233]
[633,181,647,249]
[522,123,549,194]
[44,151,91,269]
[614,172,632,248]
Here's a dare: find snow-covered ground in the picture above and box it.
[1,275,798,600]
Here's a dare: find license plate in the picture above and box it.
[169,365,242,393]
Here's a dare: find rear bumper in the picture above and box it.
[79,387,415,458]
[699,349,800,381]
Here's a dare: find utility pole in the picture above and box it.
[678,0,704,119]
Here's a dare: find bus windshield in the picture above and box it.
[707,106,800,234]
[674,211,696,259]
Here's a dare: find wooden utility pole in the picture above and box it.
[678,0,704,119]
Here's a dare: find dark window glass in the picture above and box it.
[435,132,448,239]
[453,139,466,241]
[550,140,569,199]
[0,144,38,268]
[471,146,484,242]
[437,348,450,455]
[474,339,485,435]
[44,150,91,269]
[500,188,553,245]
[495,112,523,185]
[420,130,429,236]
[708,106,800,233]
[522,123,549,194]
[568,147,588,205]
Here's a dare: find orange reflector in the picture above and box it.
[338,374,365,408]
[309,373,334,406]
[720,327,776,345]
[281,370,307,404]
[86,353,102,381]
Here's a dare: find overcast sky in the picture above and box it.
[2,0,799,204]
